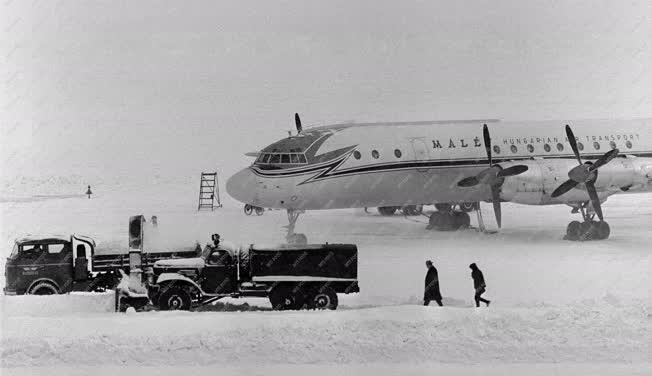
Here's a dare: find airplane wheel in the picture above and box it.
[427,212,442,230]
[594,221,610,240]
[255,206,265,216]
[244,204,253,215]
[378,206,398,216]
[579,221,594,240]
[454,211,471,229]
[566,221,582,240]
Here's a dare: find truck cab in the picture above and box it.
[4,235,95,295]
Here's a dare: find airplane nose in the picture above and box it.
[226,168,258,205]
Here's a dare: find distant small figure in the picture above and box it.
[86,185,92,199]
[469,263,491,307]
[424,260,443,306]
[151,215,158,228]
[211,233,221,248]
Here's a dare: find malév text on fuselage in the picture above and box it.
[226,117,652,243]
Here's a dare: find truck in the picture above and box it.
[148,242,359,310]
[3,234,199,295]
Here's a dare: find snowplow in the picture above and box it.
[3,234,199,296]
[148,242,359,310]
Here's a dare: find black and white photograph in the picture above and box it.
[1,1,651,375]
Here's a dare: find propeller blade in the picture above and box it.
[457,176,480,188]
[295,113,302,133]
[585,182,604,221]
[491,186,502,228]
[497,165,529,178]
[551,179,580,198]
[565,124,582,165]
[483,124,492,166]
[590,148,619,170]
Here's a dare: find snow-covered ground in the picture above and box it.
[1,180,651,374]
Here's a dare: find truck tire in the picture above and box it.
[158,287,192,311]
[310,287,338,310]
[29,281,59,295]
[269,286,298,310]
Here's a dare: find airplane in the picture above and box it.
[226,114,652,243]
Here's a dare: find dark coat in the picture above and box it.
[471,266,486,289]
[424,266,442,300]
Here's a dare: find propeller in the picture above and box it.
[550,124,619,221]
[456,124,529,228]
[295,113,302,134]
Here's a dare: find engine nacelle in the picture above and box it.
[499,157,639,205]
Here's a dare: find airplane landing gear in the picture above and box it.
[427,203,472,231]
[285,209,308,245]
[564,202,610,241]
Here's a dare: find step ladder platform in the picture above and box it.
[198,171,222,211]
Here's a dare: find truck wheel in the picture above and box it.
[311,287,338,310]
[244,204,253,215]
[269,287,297,310]
[255,206,265,216]
[159,287,192,310]
[29,282,59,295]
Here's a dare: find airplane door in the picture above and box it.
[411,139,431,172]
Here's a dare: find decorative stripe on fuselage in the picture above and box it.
[249,151,652,184]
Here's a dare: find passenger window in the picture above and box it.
[298,154,307,163]
[353,151,361,160]
[290,154,299,164]
[394,149,402,158]
[269,154,280,163]
[493,145,500,154]
[556,143,564,151]
[21,245,44,257]
[577,142,584,151]
[510,145,518,153]
[281,154,290,163]
[371,150,380,159]
[544,144,551,152]
[48,243,66,254]
[527,144,534,153]
[609,141,616,150]
[626,140,632,149]
[593,142,600,150]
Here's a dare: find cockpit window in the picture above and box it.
[254,153,308,166]
[269,154,281,163]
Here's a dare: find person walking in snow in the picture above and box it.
[469,263,490,307]
[424,260,443,306]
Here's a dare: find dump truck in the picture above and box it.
[3,234,199,295]
[148,242,359,310]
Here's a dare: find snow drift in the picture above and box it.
[2,304,649,367]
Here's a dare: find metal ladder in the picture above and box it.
[197,172,222,211]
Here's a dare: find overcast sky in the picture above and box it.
[1,0,651,182]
